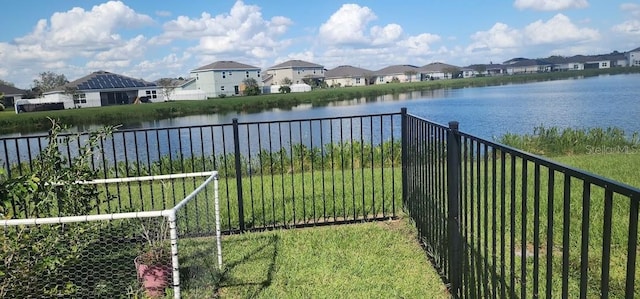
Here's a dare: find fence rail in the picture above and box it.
[402,110,640,298]
[1,112,402,234]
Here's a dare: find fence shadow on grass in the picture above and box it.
[179,234,279,298]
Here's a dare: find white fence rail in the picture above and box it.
[1,171,221,298]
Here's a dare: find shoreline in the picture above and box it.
[1,67,639,135]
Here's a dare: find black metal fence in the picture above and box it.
[1,112,402,235]
[402,110,640,298]
[4,108,639,297]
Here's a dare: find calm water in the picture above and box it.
[116,73,640,140]
[4,73,640,140]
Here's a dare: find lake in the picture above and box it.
[119,73,640,140]
[2,73,639,168]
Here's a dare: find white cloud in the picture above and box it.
[621,3,640,17]
[613,20,640,35]
[524,14,600,44]
[370,24,403,45]
[398,33,442,55]
[319,4,377,45]
[0,1,154,86]
[467,23,523,54]
[514,0,589,11]
[612,3,640,36]
[154,1,292,60]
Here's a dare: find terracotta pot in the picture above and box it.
[134,256,171,298]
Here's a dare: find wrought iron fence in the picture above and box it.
[402,110,640,298]
[1,112,402,234]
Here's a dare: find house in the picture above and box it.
[16,71,158,113]
[0,83,26,108]
[325,65,373,87]
[263,60,325,86]
[187,61,261,98]
[155,78,207,101]
[627,47,640,67]
[503,59,553,74]
[418,62,460,80]
[373,65,420,84]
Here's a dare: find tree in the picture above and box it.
[63,86,79,108]
[32,71,68,96]
[0,79,15,87]
[242,78,261,96]
[157,78,177,102]
[278,85,291,93]
[404,70,418,82]
[442,67,461,79]
[281,77,292,86]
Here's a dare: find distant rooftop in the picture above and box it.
[192,61,260,72]
[268,60,324,70]
[64,71,156,91]
[325,65,373,78]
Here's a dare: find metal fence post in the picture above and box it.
[232,118,245,232]
[401,108,408,207]
[447,121,463,296]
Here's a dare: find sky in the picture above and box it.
[0,0,639,89]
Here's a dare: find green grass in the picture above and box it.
[178,218,448,298]
[2,67,639,134]
[437,148,640,297]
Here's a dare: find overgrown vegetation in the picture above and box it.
[498,125,640,156]
[0,120,116,297]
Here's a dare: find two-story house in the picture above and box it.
[263,60,325,86]
[186,61,262,98]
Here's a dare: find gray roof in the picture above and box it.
[629,47,640,53]
[0,83,26,96]
[268,59,324,70]
[155,78,194,87]
[375,64,419,75]
[419,62,460,73]
[192,61,260,72]
[325,65,373,78]
[63,71,156,91]
[505,59,552,67]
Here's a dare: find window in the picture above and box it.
[379,77,384,82]
[73,93,87,104]
[246,71,249,78]
[601,62,608,67]
[145,90,157,99]
[355,78,361,84]
[221,86,225,91]
[573,64,579,69]
[222,71,226,79]
[229,72,232,76]
[257,71,260,77]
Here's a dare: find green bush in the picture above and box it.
[0,119,116,297]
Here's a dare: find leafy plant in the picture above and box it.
[137,218,171,266]
[0,119,116,297]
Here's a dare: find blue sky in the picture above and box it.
[1,0,639,88]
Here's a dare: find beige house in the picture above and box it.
[187,61,261,98]
[263,60,324,86]
[373,65,420,84]
[325,65,373,87]
[419,62,460,80]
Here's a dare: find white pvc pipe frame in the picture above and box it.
[1,171,222,299]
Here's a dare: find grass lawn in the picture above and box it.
[178,217,448,298]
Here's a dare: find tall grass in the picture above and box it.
[498,125,640,156]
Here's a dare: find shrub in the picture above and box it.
[0,119,116,297]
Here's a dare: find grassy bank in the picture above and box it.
[2,67,639,134]
[179,219,448,298]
